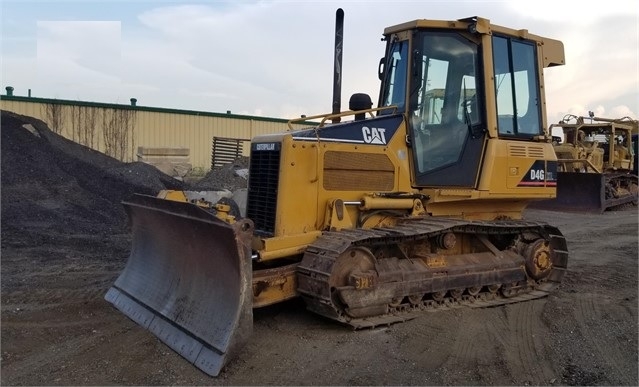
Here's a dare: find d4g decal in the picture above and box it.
[518,160,558,187]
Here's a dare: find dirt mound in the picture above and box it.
[0,110,187,245]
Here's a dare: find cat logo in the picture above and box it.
[362,126,387,145]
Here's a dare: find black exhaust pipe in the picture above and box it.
[331,8,344,123]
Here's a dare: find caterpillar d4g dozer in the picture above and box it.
[531,115,638,212]
[106,11,569,377]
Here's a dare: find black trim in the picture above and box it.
[292,114,404,145]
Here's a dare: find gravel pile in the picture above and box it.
[192,157,249,191]
[1,110,187,244]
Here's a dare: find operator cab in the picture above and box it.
[378,18,550,188]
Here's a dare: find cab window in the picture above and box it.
[381,41,409,111]
[493,36,542,137]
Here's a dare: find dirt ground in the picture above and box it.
[1,111,638,386]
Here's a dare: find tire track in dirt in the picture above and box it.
[502,300,556,384]
[2,287,108,307]
[1,302,130,385]
[437,309,506,385]
[221,303,361,385]
[1,305,200,386]
[394,310,459,369]
[573,293,636,385]
[393,302,555,385]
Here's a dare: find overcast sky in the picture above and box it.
[1,0,637,125]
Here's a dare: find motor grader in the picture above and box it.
[106,12,569,377]
[531,115,638,212]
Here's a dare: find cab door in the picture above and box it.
[408,31,486,188]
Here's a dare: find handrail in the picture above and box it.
[287,106,399,131]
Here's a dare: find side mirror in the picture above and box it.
[378,57,385,81]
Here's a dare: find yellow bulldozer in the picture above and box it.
[106,12,569,376]
[532,114,638,212]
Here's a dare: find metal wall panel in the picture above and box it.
[1,98,313,171]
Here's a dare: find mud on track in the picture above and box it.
[1,110,638,385]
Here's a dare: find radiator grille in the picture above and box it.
[247,144,281,236]
[323,151,395,191]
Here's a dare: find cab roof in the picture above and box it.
[383,16,565,68]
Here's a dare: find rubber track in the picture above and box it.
[296,217,569,329]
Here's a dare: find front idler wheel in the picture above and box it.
[329,247,378,310]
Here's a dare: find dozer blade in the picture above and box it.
[530,172,608,213]
[105,194,254,377]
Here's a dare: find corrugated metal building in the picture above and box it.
[1,88,313,172]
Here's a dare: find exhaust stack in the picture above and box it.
[331,8,344,123]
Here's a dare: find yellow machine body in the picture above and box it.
[107,15,570,377]
[248,17,564,305]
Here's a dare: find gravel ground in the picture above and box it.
[1,110,637,386]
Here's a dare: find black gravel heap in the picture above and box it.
[1,110,187,244]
